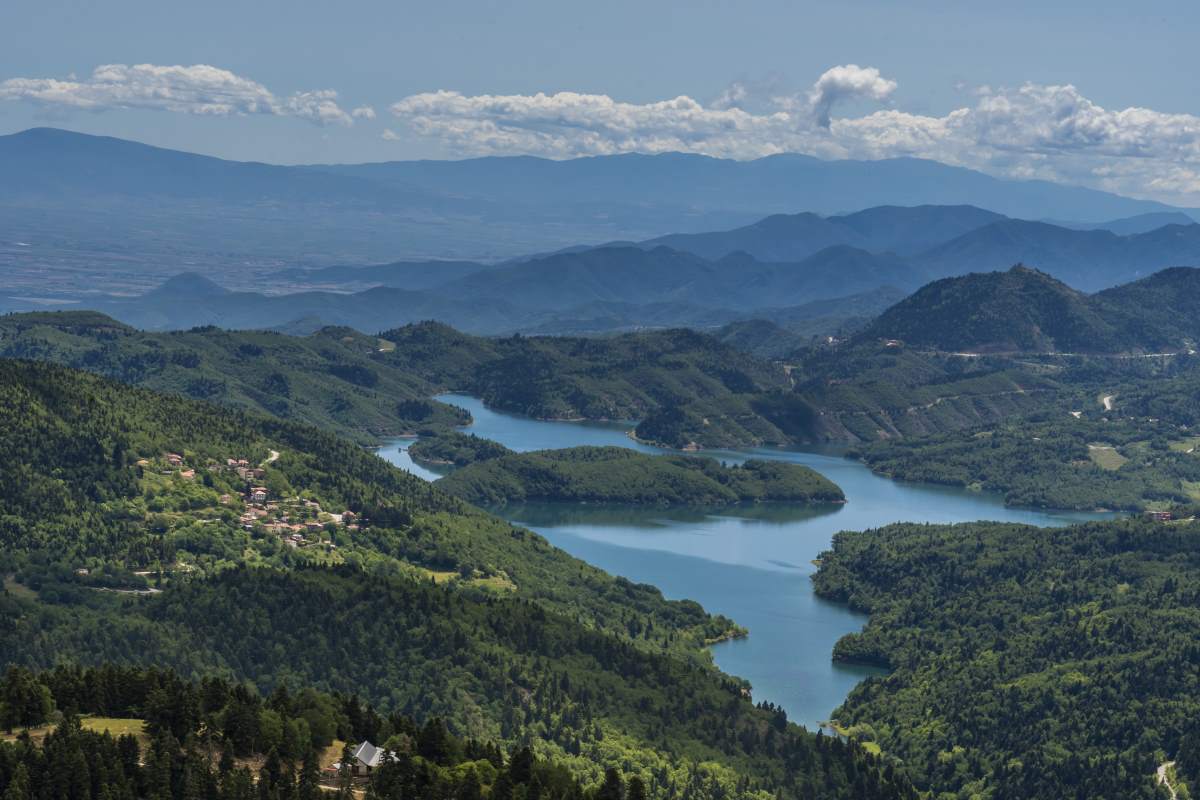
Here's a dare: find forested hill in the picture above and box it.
[0,358,915,800]
[858,265,1200,354]
[433,445,847,507]
[813,517,1200,799]
[0,357,730,653]
[0,311,468,443]
[0,312,792,443]
[379,322,790,420]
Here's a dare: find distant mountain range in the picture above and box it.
[316,149,1191,223]
[18,207,1200,337]
[272,203,1200,306]
[4,127,1198,299]
[642,205,1009,261]
[1045,211,1198,236]
[45,262,906,337]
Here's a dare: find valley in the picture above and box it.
[379,395,1111,732]
[6,131,1200,800]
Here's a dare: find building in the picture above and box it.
[349,741,389,776]
[1147,510,1174,522]
[164,453,184,467]
[250,487,268,503]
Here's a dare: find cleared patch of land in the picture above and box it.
[3,575,36,600]
[1169,437,1200,453]
[2,716,146,746]
[1087,443,1128,471]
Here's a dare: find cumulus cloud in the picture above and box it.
[385,65,1200,204]
[351,105,376,120]
[805,64,897,128]
[0,63,355,125]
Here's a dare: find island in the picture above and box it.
[408,428,515,465]
[417,433,845,507]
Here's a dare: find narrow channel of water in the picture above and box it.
[378,394,1111,731]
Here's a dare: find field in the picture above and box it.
[1087,443,1129,471]
[2,716,146,746]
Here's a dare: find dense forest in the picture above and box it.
[0,663,607,799]
[408,429,515,466]
[377,322,791,423]
[852,354,1200,510]
[0,358,743,652]
[813,516,1200,799]
[0,312,468,443]
[857,265,1199,354]
[0,358,914,800]
[636,343,1067,448]
[432,445,845,507]
[0,310,1121,455]
[853,415,1200,510]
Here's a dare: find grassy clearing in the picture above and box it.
[82,717,147,740]
[3,717,146,746]
[470,574,517,593]
[1183,481,1200,502]
[421,568,459,585]
[320,738,348,770]
[1170,437,1200,454]
[826,721,883,755]
[1087,444,1128,471]
[3,575,37,600]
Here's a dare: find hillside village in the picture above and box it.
[176,451,358,547]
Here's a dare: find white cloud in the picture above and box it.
[387,66,1200,204]
[710,81,748,111]
[0,64,354,126]
[381,128,401,141]
[806,64,897,128]
[351,105,377,120]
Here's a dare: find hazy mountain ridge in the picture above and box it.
[860,265,1200,353]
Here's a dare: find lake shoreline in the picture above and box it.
[379,393,1113,731]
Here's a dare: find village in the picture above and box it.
[152,450,361,552]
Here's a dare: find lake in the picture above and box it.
[378,393,1111,731]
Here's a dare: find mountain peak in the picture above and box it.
[859,265,1108,353]
[149,272,232,298]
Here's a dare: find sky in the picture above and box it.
[3,0,1200,203]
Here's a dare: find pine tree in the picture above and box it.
[2,764,31,800]
[297,748,321,800]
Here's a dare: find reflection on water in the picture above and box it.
[377,393,1113,731]
[497,500,843,529]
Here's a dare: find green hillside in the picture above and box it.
[0,311,468,443]
[379,322,791,420]
[859,265,1200,354]
[636,344,1065,448]
[850,353,1200,510]
[813,517,1200,799]
[0,358,912,800]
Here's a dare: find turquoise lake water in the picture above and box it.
[378,394,1111,731]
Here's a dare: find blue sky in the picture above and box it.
[3,0,1199,202]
